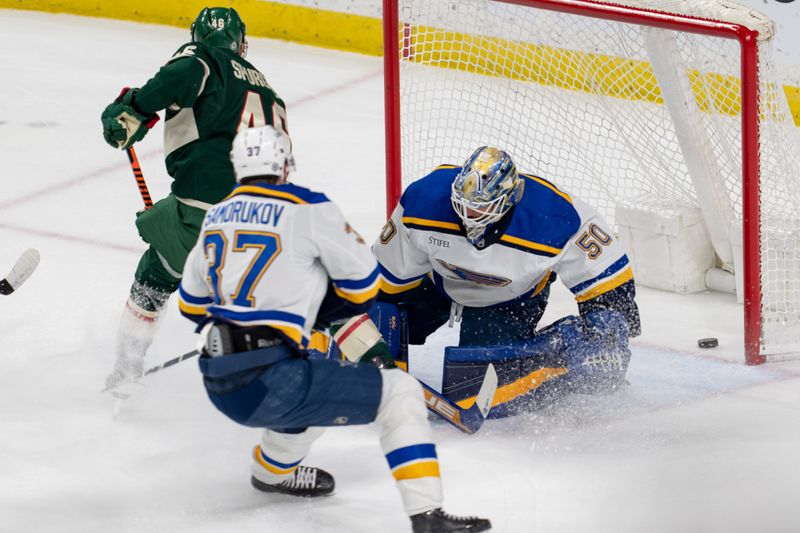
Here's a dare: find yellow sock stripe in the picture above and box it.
[456,367,568,409]
[574,266,634,303]
[253,446,299,476]
[392,461,441,481]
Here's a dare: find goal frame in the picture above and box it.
[382,0,765,364]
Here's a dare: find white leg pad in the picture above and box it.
[377,369,443,515]
[250,427,325,485]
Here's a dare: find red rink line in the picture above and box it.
[0,222,144,254]
[0,69,382,215]
[0,148,163,212]
[0,69,382,254]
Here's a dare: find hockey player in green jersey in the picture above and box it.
[100,7,288,392]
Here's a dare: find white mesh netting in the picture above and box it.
[394,0,800,356]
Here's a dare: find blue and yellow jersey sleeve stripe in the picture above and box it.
[570,256,634,303]
[378,263,426,294]
[385,444,440,481]
[177,285,212,321]
[332,267,381,304]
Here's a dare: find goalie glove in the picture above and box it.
[101,87,160,150]
[331,314,395,369]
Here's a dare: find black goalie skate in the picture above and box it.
[250,466,335,497]
[410,508,492,532]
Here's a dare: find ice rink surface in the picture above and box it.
[1,10,799,533]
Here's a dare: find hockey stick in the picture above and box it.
[143,349,199,376]
[419,363,497,435]
[103,349,199,390]
[126,146,153,209]
[0,249,40,295]
[103,349,199,402]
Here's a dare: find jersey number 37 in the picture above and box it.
[204,230,282,307]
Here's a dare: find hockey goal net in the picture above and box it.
[383,0,800,364]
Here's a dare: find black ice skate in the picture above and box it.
[410,508,491,532]
[250,466,335,497]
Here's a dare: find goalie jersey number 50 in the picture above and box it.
[575,223,612,260]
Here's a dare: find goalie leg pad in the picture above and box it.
[443,341,567,418]
[442,309,631,416]
[550,310,631,394]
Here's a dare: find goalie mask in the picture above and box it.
[231,125,295,184]
[451,146,524,244]
[191,7,248,57]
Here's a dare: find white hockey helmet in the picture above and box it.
[230,125,295,184]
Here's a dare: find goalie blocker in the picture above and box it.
[352,303,630,418]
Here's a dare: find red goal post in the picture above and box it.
[383,0,800,364]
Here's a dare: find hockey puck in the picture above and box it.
[698,337,718,349]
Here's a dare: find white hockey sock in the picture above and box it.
[250,428,325,485]
[110,281,172,374]
[111,298,162,373]
[377,369,444,515]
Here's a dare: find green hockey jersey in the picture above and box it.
[134,42,287,204]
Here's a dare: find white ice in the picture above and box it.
[1,10,799,533]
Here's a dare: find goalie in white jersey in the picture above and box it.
[374,146,641,416]
[178,126,491,533]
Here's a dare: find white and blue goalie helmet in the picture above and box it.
[230,125,296,183]
[451,146,524,243]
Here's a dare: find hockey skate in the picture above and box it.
[250,466,335,497]
[104,281,170,398]
[410,508,492,533]
[103,352,145,399]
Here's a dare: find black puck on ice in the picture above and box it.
[698,337,718,349]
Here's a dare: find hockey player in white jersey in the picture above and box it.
[374,146,640,416]
[178,126,491,533]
